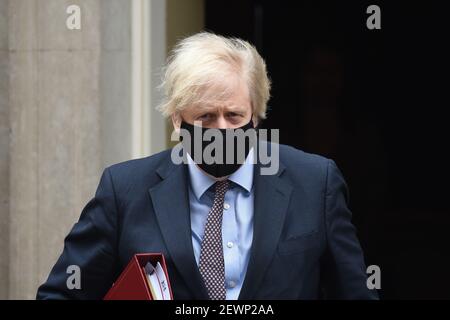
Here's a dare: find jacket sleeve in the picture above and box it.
[320,159,379,299]
[36,168,119,300]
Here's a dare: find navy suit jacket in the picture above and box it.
[37,144,378,300]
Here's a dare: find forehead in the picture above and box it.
[187,76,252,114]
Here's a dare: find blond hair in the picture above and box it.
[157,32,271,119]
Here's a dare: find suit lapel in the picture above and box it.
[148,157,208,299]
[238,161,293,299]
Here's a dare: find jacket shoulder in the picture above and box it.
[107,149,171,175]
[103,149,173,193]
[279,144,330,169]
[277,144,332,184]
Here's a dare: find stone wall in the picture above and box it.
[1,0,133,299]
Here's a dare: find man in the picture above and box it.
[37,32,378,300]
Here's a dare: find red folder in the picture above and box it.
[104,253,173,300]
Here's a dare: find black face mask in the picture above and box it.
[180,119,256,178]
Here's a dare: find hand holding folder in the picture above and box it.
[104,253,173,300]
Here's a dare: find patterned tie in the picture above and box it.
[198,179,230,300]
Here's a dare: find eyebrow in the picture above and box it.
[194,102,248,112]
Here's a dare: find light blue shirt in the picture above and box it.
[187,150,254,300]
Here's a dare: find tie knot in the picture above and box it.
[215,180,229,195]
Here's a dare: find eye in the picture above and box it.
[227,112,241,118]
[197,113,213,121]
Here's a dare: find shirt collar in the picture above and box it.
[187,149,254,200]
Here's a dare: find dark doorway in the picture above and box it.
[205,0,450,299]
